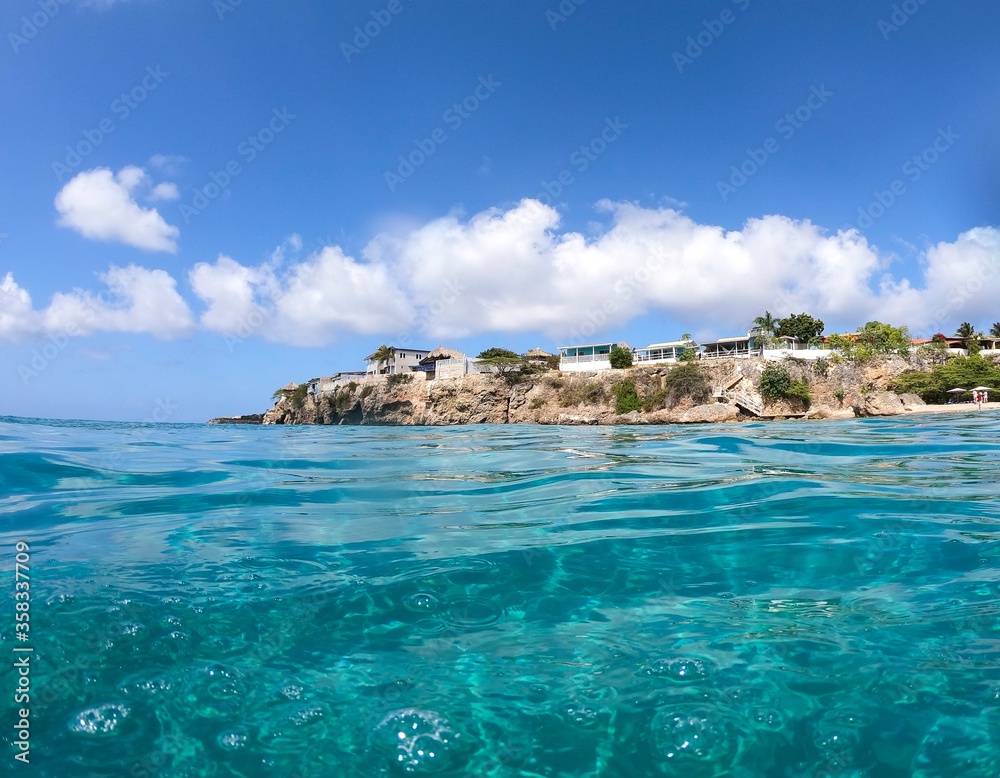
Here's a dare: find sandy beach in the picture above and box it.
[905,401,1000,416]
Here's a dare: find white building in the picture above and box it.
[558,342,631,372]
[364,347,432,375]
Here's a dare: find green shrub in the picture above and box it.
[386,373,413,387]
[662,362,711,407]
[760,364,812,407]
[784,380,812,409]
[892,355,1000,404]
[679,348,698,362]
[613,379,642,414]
[359,384,373,401]
[558,379,606,407]
[759,364,791,399]
[530,397,546,410]
[641,388,667,412]
[813,357,829,377]
[289,383,309,409]
[609,346,633,369]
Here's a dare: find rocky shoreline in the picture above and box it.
[221,355,942,427]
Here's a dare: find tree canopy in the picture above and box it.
[609,345,633,369]
[477,347,520,361]
[752,311,778,335]
[990,323,1000,338]
[776,312,824,343]
[894,356,1000,404]
[370,344,395,373]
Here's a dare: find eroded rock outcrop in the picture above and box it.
[255,355,924,426]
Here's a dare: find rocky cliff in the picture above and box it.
[259,355,926,426]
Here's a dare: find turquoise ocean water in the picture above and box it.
[2,414,1000,777]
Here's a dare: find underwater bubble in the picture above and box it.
[403,593,440,613]
[370,708,460,774]
[120,677,172,697]
[915,714,993,777]
[642,658,710,683]
[441,595,503,628]
[217,728,250,751]
[68,702,131,737]
[563,703,602,728]
[651,705,735,767]
[413,618,448,635]
[279,683,305,700]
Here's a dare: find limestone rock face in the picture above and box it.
[898,393,926,408]
[252,354,932,427]
[859,391,906,416]
[676,403,740,424]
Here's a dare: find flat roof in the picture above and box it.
[644,341,693,349]
[702,336,751,345]
[558,342,631,350]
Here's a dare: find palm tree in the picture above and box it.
[990,322,1000,338]
[956,322,976,339]
[753,311,778,335]
[371,344,395,374]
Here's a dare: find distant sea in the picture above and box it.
[1,414,999,776]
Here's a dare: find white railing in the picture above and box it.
[559,354,609,364]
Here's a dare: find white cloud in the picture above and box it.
[78,0,130,10]
[0,273,40,342]
[4,199,1000,346]
[0,266,194,342]
[149,154,188,176]
[43,265,194,340]
[189,246,414,347]
[149,182,180,202]
[55,167,179,252]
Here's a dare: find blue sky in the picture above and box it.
[1,0,998,422]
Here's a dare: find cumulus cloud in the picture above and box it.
[0,266,194,342]
[4,199,1000,345]
[45,265,194,339]
[55,167,180,252]
[149,182,180,202]
[189,245,415,347]
[149,154,188,176]
[0,273,40,342]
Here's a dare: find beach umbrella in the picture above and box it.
[971,386,995,392]
[946,388,968,393]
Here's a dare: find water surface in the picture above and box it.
[2,414,999,776]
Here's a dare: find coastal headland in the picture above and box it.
[210,354,996,426]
